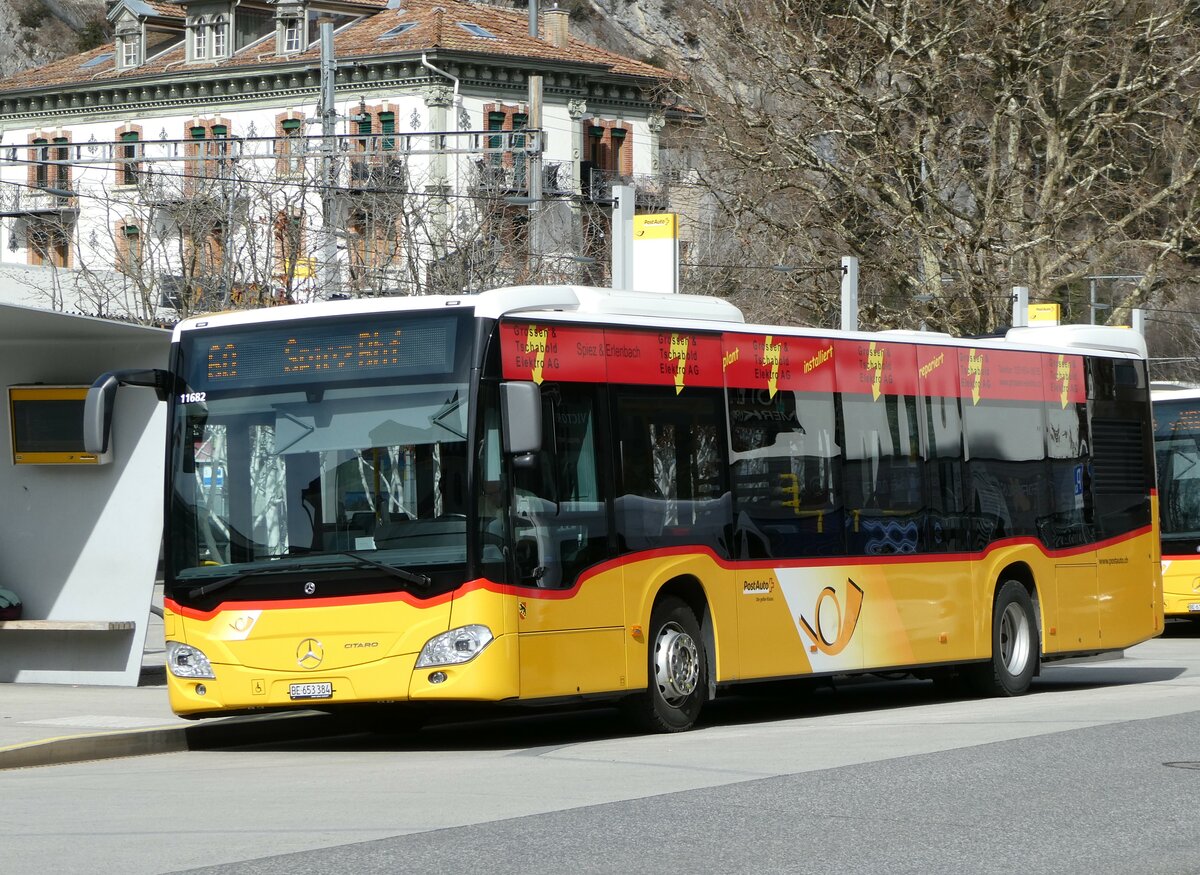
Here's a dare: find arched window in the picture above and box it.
[193,17,208,59]
[115,222,142,275]
[118,130,141,186]
[212,16,227,57]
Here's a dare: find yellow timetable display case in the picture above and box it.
[7,385,111,465]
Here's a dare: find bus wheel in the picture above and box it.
[970,580,1037,697]
[628,597,707,732]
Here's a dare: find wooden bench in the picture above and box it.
[0,620,135,631]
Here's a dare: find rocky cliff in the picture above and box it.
[0,0,108,79]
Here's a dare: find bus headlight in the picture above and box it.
[166,641,215,679]
[416,625,494,668]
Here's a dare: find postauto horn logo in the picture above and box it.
[798,579,864,656]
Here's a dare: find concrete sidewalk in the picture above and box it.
[0,587,337,769]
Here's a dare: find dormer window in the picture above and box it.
[112,14,144,70]
[120,35,141,67]
[107,1,184,70]
[193,19,208,59]
[275,8,359,56]
[212,16,228,57]
[283,17,302,52]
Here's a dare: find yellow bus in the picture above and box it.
[86,286,1162,732]
[1152,383,1200,620]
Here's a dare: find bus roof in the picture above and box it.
[172,285,1147,359]
[1152,382,1200,401]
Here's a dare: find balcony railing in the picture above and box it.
[471,159,571,197]
[582,166,669,211]
[0,185,79,217]
[347,155,408,192]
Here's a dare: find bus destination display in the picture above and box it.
[190,316,459,390]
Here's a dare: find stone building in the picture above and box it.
[0,0,673,318]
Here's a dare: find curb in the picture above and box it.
[0,725,189,770]
[0,710,342,770]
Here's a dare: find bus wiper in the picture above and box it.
[185,553,430,600]
[320,551,432,590]
[187,569,261,601]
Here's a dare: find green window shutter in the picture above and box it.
[379,112,395,150]
[487,111,506,163]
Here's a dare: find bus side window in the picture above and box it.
[615,387,731,558]
[839,393,922,556]
[920,392,967,552]
[511,384,609,588]
[1045,395,1092,549]
[728,388,842,559]
[961,384,1048,550]
[476,382,509,582]
[1089,358,1153,539]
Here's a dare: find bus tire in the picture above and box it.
[969,580,1038,697]
[626,597,707,733]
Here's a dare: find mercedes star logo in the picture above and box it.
[296,638,324,669]
[304,581,317,595]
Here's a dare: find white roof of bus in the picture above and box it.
[172,285,1147,359]
[1152,382,1200,402]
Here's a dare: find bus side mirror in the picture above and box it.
[501,381,542,456]
[84,374,121,455]
[83,369,172,455]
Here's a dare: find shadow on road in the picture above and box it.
[200,656,1187,756]
[1034,664,1187,691]
[1162,619,1200,639]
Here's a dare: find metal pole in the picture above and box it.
[1132,307,1145,336]
[320,20,340,297]
[611,184,634,291]
[840,256,859,332]
[1089,277,1096,324]
[527,0,542,263]
[1012,286,1029,327]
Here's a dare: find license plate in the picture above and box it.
[1188,604,1200,613]
[289,682,333,700]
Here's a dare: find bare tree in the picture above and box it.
[661,0,1200,332]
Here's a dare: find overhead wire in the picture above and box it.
[4,143,1200,309]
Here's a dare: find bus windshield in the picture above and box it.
[1154,397,1200,543]
[165,311,474,595]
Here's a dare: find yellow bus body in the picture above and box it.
[165,526,1161,716]
[1161,555,1200,619]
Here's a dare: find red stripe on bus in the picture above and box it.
[499,319,1089,404]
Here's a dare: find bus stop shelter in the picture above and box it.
[0,303,169,685]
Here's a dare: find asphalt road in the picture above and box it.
[6,622,1200,875]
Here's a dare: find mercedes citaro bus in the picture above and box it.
[85,286,1163,732]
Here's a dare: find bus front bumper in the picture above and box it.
[166,633,520,716]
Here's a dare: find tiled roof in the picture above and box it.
[0,0,668,94]
[109,0,186,19]
[139,1,186,19]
